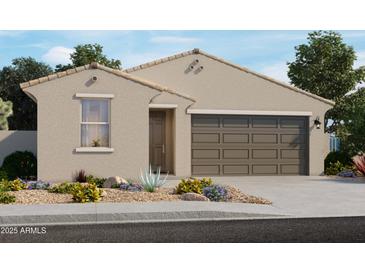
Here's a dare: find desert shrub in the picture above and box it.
[325,151,352,170]
[48,182,77,194]
[0,191,15,204]
[175,177,213,194]
[0,179,27,191]
[73,169,87,182]
[86,175,106,188]
[324,161,355,175]
[353,154,365,176]
[140,166,168,192]
[203,185,228,202]
[0,169,7,181]
[1,151,36,180]
[71,183,103,203]
[120,182,143,192]
[26,180,50,190]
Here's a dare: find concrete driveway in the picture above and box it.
[166,176,365,218]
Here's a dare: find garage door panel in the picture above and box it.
[192,149,220,159]
[281,149,304,159]
[223,133,249,143]
[252,118,278,128]
[192,117,220,128]
[223,149,249,159]
[192,133,220,143]
[252,164,278,175]
[223,165,249,175]
[252,134,278,144]
[222,117,249,128]
[192,165,220,175]
[252,149,278,159]
[191,115,308,176]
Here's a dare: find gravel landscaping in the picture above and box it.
[3,186,271,205]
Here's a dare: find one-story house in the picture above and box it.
[17,49,334,181]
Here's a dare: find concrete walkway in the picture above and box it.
[166,176,365,218]
[1,176,364,225]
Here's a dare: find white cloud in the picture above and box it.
[259,61,290,83]
[42,46,74,65]
[150,36,201,44]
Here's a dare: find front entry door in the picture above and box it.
[149,111,166,172]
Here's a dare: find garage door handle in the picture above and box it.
[162,144,165,154]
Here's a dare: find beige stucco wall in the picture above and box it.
[131,53,333,175]
[0,131,37,165]
[24,69,167,181]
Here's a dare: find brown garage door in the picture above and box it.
[191,115,309,176]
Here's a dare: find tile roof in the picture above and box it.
[19,62,195,102]
[124,48,335,106]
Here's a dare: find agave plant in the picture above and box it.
[140,165,168,192]
[353,154,365,176]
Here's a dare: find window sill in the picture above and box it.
[75,147,114,153]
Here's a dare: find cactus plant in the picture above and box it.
[0,98,13,130]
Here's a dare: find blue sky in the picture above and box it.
[1,30,365,83]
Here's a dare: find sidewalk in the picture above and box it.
[0,201,285,226]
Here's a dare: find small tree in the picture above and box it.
[0,98,13,130]
[0,57,53,130]
[287,31,365,132]
[55,43,121,71]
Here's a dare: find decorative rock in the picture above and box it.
[181,192,209,202]
[103,176,129,188]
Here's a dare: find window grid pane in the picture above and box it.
[81,99,110,147]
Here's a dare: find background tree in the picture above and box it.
[55,44,121,72]
[335,87,365,155]
[287,31,365,132]
[0,97,13,130]
[0,57,53,130]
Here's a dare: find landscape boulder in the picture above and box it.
[181,192,209,202]
[103,176,128,188]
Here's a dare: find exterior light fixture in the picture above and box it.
[314,117,321,129]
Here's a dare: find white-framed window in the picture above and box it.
[80,99,110,148]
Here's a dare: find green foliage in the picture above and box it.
[48,182,77,194]
[140,166,168,192]
[0,57,53,129]
[324,161,355,175]
[0,179,27,191]
[287,31,365,132]
[0,168,8,181]
[325,151,352,170]
[175,177,213,194]
[335,88,365,156]
[55,44,121,72]
[71,183,103,203]
[1,151,37,180]
[202,185,228,202]
[0,191,15,204]
[86,175,106,188]
[0,97,13,130]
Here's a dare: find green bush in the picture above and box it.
[325,151,352,170]
[0,179,27,191]
[48,182,77,194]
[324,161,355,175]
[175,177,213,194]
[86,175,106,188]
[0,191,16,204]
[0,168,8,180]
[71,183,103,203]
[1,151,37,180]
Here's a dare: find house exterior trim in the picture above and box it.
[186,109,313,116]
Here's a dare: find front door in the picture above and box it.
[149,111,166,172]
